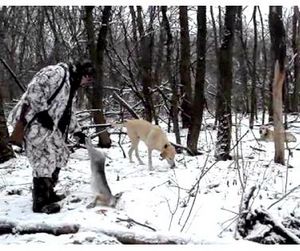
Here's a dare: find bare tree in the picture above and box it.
[269,6,286,165]
[258,6,268,125]
[215,6,237,161]
[235,6,249,115]
[187,6,206,156]
[84,6,112,148]
[153,9,165,88]
[249,6,258,129]
[161,6,181,145]
[136,6,156,122]
[179,6,192,128]
[210,6,221,126]
[292,6,300,112]
[0,6,15,162]
[0,92,14,163]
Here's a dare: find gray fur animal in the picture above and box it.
[85,138,121,208]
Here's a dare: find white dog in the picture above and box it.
[259,125,296,142]
[122,119,176,170]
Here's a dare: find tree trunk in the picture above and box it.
[179,6,192,128]
[153,11,165,87]
[249,6,257,129]
[129,6,138,55]
[0,92,15,163]
[161,6,181,146]
[235,7,249,115]
[269,6,286,165]
[187,6,206,155]
[84,6,112,148]
[35,7,46,66]
[268,8,277,123]
[292,6,300,112]
[215,6,237,161]
[0,6,15,163]
[258,6,268,125]
[94,6,112,148]
[210,7,222,126]
[136,6,155,122]
[129,6,156,122]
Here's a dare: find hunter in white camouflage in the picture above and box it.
[8,60,96,214]
[9,63,80,177]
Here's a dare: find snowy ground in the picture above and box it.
[1,113,300,245]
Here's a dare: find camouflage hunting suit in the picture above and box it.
[8,63,81,177]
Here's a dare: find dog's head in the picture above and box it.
[259,125,270,137]
[160,143,176,168]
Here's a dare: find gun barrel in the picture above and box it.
[0,58,26,92]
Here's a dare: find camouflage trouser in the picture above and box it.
[25,122,70,178]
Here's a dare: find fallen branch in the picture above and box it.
[243,186,256,211]
[76,109,102,115]
[170,142,201,156]
[254,209,300,244]
[250,146,266,152]
[116,217,156,232]
[236,186,257,238]
[89,129,124,139]
[103,85,122,92]
[81,123,112,130]
[267,184,300,210]
[112,91,140,119]
[90,226,202,244]
[0,220,80,236]
[230,130,249,152]
[114,235,177,244]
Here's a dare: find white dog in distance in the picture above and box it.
[259,125,296,142]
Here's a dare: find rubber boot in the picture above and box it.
[32,177,61,214]
[49,168,66,203]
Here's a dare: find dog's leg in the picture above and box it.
[128,134,140,163]
[135,143,145,165]
[128,145,135,163]
[128,141,139,163]
[148,148,153,171]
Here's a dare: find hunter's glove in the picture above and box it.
[36,111,54,131]
[73,131,86,144]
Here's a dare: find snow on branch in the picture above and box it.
[86,226,207,244]
[0,220,80,236]
[112,91,140,119]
